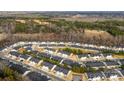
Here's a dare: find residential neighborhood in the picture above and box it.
[0,41,124,81]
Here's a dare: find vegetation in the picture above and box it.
[101,50,124,55]
[0,18,124,36]
[120,65,124,70]
[59,47,95,55]
[71,64,87,73]
[0,64,24,81]
[0,18,124,47]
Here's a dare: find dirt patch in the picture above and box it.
[84,29,112,38]
[0,34,7,41]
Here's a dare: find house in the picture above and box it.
[13,46,21,50]
[104,60,120,68]
[119,70,124,77]
[57,42,66,47]
[9,63,29,74]
[45,48,55,54]
[54,66,71,77]
[70,44,83,48]
[19,54,30,62]
[9,51,20,59]
[103,54,113,59]
[62,59,75,66]
[23,44,32,47]
[51,56,63,62]
[89,54,102,60]
[87,72,105,81]
[26,71,50,81]
[57,51,70,58]
[78,54,88,61]
[25,47,32,52]
[103,70,122,80]
[41,62,55,71]
[85,61,106,69]
[37,52,51,58]
[119,59,124,65]
[29,57,40,65]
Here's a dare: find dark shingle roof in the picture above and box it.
[26,72,50,81]
[13,46,21,50]
[51,56,63,62]
[87,72,104,79]
[54,66,70,75]
[56,44,66,47]
[24,44,32,47]
[10,51,20,57]
[78,54,88,58]
[62,59,74,65]
[39,44,47,47]
[103,70,121,78]
[25,47,32,51]
[30,58,40,63]
[9,63,29,74]
[20,54,30,60]
[42,62,54,69]
[37,52,51,58]
[105,61,119,66]
[45,48,55,51]
[119,70,124,76]
[70,45,83,48]
[120,59,124,65]
[85,62,105,67]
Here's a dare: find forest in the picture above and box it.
[0,17,124,48]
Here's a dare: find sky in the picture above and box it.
[0,0,124,11]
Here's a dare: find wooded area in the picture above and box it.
[0,18,124,48]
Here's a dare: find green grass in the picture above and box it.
[59,47,94,55]
[101,50,124,55]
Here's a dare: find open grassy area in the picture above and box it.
[102,50,124,59]
[58,47,97,55]
[113,54,124,59]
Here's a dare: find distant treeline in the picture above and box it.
[0,18,124,47]
[0,18,124,36]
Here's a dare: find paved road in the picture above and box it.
[0,55,65,81]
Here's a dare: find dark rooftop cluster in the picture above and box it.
[9,63,29,74]
[85,61,105,67]
[103,70,121,78]
[20,54,30,60]
[62,59,75,66]
[51,55,63,62]
[26,71,51,81]
[10,51,20,57]
[13,46,22,50]
[37,52,51,58]
[87,72,104,79]
[42,62,55,70]
[104,61,119,66]
[87,69,123,80]
[30,57,40,63]
[54,66,70,75]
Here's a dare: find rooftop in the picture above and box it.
[85,61,105,67]
[54,66,70,75]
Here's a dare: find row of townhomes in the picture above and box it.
[0,41,124,81]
